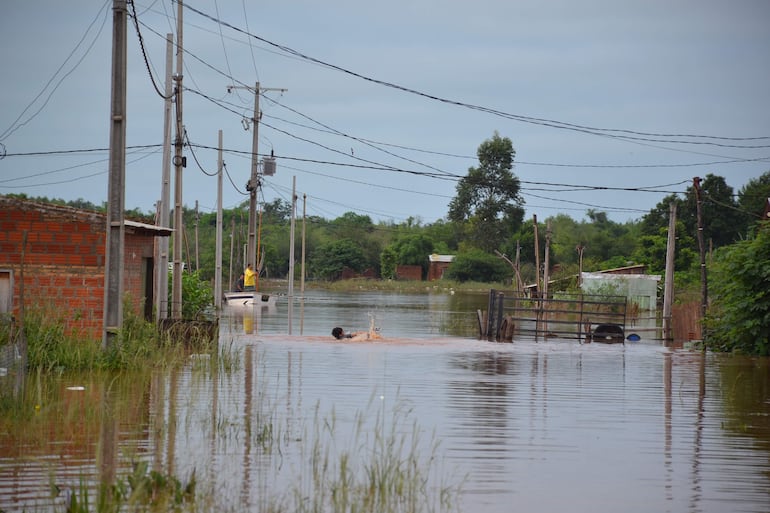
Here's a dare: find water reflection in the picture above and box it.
[0,292,769,512]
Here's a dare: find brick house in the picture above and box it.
[0,196,171,342]
[428,254,454,281]
[394,265,422,281]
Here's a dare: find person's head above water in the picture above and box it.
[332,327,345,339]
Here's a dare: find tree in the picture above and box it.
[703,223,770,355]
[444,248,509,283]
[309,238,367,280]
[448,132,525,252]
[737,170,770,232]
[681,174,743,248]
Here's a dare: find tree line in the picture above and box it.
[8,133,770,353]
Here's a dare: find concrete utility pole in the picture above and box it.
[693,177,708,319]
[156,33,173,322]
[194,200,199,272]
[171,0,184,318]
[226,82,286,274]
[662,202,677,343]
[215,131,223,310]
[300,193,306,334]
[103,0,128,349]
[533,215,541,296]
[287,176,297,334]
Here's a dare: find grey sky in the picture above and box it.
[1,0,768,224]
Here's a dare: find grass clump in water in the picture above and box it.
[288,394,462,513]
[17,298,217,372]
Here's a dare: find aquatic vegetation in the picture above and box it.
[284,394,462,513]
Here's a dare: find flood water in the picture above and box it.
[1,290,769,512]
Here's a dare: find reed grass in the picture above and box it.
[15,298,218,372]
[284,393,462,513]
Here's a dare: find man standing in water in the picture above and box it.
[243,263,256,291]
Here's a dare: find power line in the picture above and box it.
[0,0,111,142]
[179,2,770,148]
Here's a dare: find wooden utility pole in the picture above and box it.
[156,33,173,322]
[693,177,708,318]
[103,0,127,349]
[662,202,677,343]
[171,0,184,318]
[576,244,585,288]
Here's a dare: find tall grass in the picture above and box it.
[17,298,217,372]
[286,393,462,513]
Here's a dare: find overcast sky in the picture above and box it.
[1,0,769,225]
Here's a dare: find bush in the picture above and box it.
[703,224,770,355]
[444,249,509,283]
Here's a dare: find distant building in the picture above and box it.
[0,196,171,341]
[395,265,422,281]
[428,254,454,281]
[580,270,660,313]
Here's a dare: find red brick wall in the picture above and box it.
[0,198,156,341]
[428,262,451,281]
[395,265,422,281]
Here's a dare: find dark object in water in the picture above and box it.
[626,333,641,342]
[591,323,625,344]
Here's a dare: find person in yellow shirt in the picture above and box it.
[243,263,256,291]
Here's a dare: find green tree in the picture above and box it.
[681,174,743,248]
[737,170,770,233]
[309,238,367,280]
[703,223,770,355]
[448,132,525,252]
[381,234,434,279]
[444,248,509,283]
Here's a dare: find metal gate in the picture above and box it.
[479,289,628,343]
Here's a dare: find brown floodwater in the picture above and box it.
[1,290,769,512]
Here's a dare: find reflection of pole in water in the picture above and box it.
[151,371,166,472]
[209,348,219,485]
[663,353,674,500]
[167,367,179,476]
[689,353,706,511]
[241,346,254,505]
[98,383,117,493]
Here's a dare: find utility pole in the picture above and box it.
[226,83,286,274]
[171,0,184,319]
[215,130,223,310]
[576,244,585,288]
[300,193,306,334]
[228,217,235,291]
[287,176,297,334]
[543,220,551,299]
[156,33,173,322]
[194,200,199,272]
[662,202,677,343]
[693,177,708,319]
[533,215,541,296]
[103,0,127,349]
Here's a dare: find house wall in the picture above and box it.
[395,265,422,281]
[428,262,451,281]
[0,197,157,341]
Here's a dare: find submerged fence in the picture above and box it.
[479,289,629,343]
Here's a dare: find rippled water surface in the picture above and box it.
[1,291,769,512]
